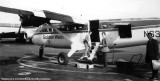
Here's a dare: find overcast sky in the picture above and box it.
[0,0,160,23]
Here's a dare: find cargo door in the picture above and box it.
[114,23,132,38]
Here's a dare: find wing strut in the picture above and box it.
[47,23,82,57]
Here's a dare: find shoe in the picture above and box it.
[152,77,159,80]
[77,57,88,61]
[146,77,159,80]
[77,58,83,61]
[146,76,154,80]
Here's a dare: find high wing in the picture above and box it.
[43,10,74,23]
[0,6,74,27]
[0,6,33,15]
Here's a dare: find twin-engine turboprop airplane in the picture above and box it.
[0,6,160,65]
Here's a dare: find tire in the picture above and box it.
[39,46,44,58]
[29,38,32,43]
[57,52,69,65]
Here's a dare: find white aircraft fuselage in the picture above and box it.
[32,23,160,49]
[100,25,160,48]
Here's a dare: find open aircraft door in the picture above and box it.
[89,20,100,42]
[113,23,132,38]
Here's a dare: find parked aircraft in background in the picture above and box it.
[0,6,159,65]
[0,23,38,42]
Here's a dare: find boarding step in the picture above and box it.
[75,63,94,69]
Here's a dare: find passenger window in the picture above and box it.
[48,28,54,32]
[58,23,87,31]
[101,24,115,29]
[102,25,107,29]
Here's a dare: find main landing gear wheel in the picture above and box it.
[57,52,69,65]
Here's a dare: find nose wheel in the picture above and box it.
[39,46,45,59]
[57,52,69,65]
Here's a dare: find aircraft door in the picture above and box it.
[117,24,132,38]
[89,20,100,42]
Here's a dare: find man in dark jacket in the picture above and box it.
[145,33,160,80]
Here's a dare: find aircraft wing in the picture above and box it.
[42,10,74,23]
[0,6,74,23]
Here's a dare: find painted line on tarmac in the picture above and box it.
[17,56,119,75]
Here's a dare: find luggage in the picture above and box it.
[152,59,160,70]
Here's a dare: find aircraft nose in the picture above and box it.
[31,32,38,44]
[30,35,33,43]
[31,35,36,44]
[31,34,40,45]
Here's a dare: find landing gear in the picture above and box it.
[57,52,69,65]
[29,38,32,43]
[39,46,45,59]
[38,46,69,64]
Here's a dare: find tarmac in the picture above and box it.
[0,40,160,81]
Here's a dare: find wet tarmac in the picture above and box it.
[0,41,160,81]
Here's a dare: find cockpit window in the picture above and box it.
[36,23,54,33]
[40,28,48,32]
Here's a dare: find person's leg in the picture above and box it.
[103,52,108,67]
[79,42,89,60]
[151,62,159,79]
[84,42,89,57]
[153,70,158,78]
